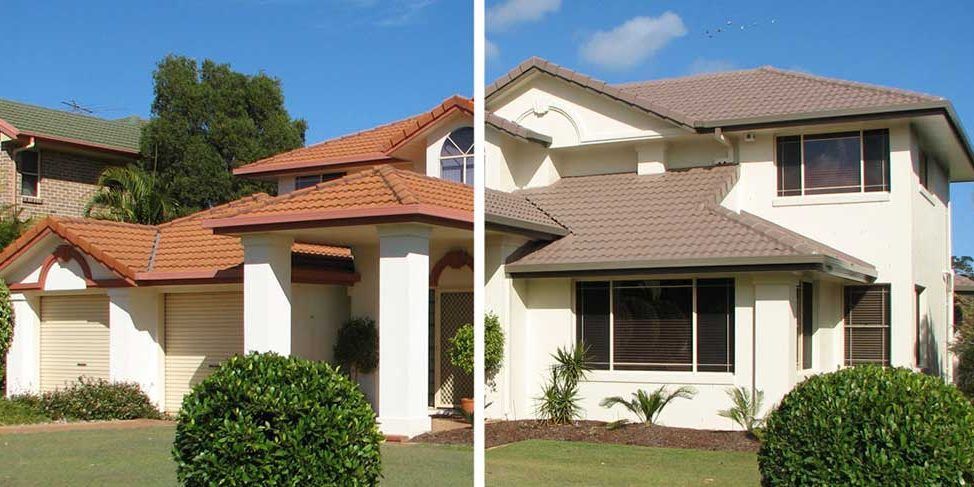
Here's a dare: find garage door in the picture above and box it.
[40,294,110,392]
[164,292,243,412]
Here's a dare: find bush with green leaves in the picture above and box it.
[600,386,696,426]
[448,312,505,388]
[759,366,974,485]
[333,317,379,380]
[0,279,12,390]
[13,377,161,421]
[0,204,31,251]
[173,352,383,485]
[717,386,764,436]
[0,397,49,425]
[536,344,590,424]
[952,315,974,400]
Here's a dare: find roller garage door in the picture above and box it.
[164,292,243,412]
[40,294,110,392]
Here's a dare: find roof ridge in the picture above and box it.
[521,194,572,234]
[380,95,474,153]
[146,230,162,272]
[376,165,418,204]
[705,204,814,256]
[56,216,158,230]
[47,218,139,280]
[0,98,141,126]
[758,66,943,101]
[613,67,764,87]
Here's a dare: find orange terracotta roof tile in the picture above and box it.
[235,96,472,177]
[207,165,473,232]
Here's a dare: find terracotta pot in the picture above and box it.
[460,397,475,415]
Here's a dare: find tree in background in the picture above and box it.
[84,165,176,225]
[140,55,306,214]
[953,256,973,278]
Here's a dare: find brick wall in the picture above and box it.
[0,145,121,219]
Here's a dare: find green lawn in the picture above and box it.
[0,424,472,486]
[486,440,760,486]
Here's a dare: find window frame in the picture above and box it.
[843,284,892,367]
[294,172,346,190]
[439,127,474,185]
[573,277,735,374]
[18,150,40,198]
[776,129,890,197]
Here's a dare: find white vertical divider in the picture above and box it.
[472,0,486,483]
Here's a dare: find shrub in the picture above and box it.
[448,312,505,388]
[717,386,764,436]
[536,343,590,424]
[0,204,31,251]
[15,377,161,421]
[333,317,379,380]
[0,279,12,391]
[600,386,696,425]
[952,316,974,400]
[173,352,383,485]
[0,398,49,425]
[759,366,974,485]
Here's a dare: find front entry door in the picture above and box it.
[431,290,474,408]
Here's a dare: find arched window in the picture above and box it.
[440,127,474,184]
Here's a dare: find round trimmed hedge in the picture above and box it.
[173,352,383,485]
[759,366,974,485]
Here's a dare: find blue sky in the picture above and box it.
[487,0,974,257]
[0,0,472,143]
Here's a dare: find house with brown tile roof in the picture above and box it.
[0,96,474,438]
[484,57,972,430]
[0,99,144,219]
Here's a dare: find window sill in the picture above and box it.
[586,370,736,385]
[772,192,889,207]
[20,196,43,205]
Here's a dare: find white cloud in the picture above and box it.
[688,58,736,75]
[579,12,687,71]
[375,0,436,26]
[486,39,500,60]
[488,0,561,31]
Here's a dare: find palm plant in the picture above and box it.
[717,386,765,435]
[600,386,696,425]
[535,343,591,424]
[84,165,176,225]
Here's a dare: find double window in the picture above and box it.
[294,172,345,190]
[777,129,889,196]
[844,284,891,366]
[440,127,474,185]
[18,151,40,197]
[575,279,735,373]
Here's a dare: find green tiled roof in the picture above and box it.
[0,98,143,152]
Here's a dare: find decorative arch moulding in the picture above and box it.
[430,249,473,287]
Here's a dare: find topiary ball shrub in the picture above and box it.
[173,352,383,485]
[759,366,974,485]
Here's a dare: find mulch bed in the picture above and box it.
[413,420,759,452]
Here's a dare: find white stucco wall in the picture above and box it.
[108,288,164,408]
[291,284,349,362]
[5,293,40,396]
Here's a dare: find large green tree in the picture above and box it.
[140,55,306,213]
[85,165,176,225]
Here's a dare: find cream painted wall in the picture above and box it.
[5,293,40,396]
[291,284,350,362]
[109,288,164,408]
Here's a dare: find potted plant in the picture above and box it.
[333,317,379,381]
[448,312,505,415]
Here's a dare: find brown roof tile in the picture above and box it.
[234,96,472,177]
[486,112,551,146]
[956,273,974,292]
[485,188,566,236]
[505,166,874,277]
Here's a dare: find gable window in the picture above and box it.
[440,127,474,184]
[294,172,345,190]
[777,129,889,196]
[18,151,40,197]
[797,282,813,370]
[575,278,735,373]
[844,284,891,366]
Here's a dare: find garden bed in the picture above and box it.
[414,419,759,452]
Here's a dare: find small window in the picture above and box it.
[776,129,890,196]
[844,285,891,366]
[440,127,474,185]
[18,151,39,197]
[294,172,346,190]
[797,282,813,370]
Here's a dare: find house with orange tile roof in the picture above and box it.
[0,96,474,438]
[484,58,974,430]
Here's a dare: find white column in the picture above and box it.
[242,234,293,355]
[5,293,40,396]
[753,279,798,413]
[108,288,163,408]
[377,224,431,437]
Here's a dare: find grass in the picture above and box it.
[0,399,50,426]
[486,440,760,486]
[0,423,472,486]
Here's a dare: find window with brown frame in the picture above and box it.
[844,285,891,366]
[574,278,734,372]
[18,150,39,197]
[777,129,890,196]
